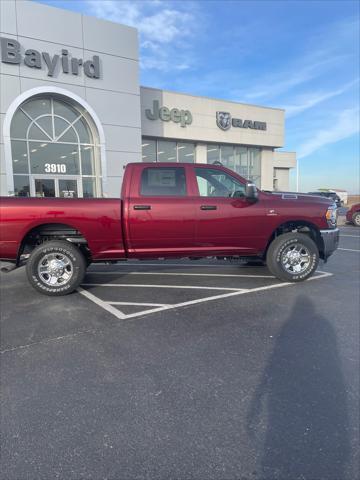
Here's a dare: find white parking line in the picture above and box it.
[81,283,248,292]
[78,287,126,319]
[340,234,360,238]
[338,248,360,252]
[78,271,333,321]
[108,301,170,307]
[88,271,275,279]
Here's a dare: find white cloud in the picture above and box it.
[282,79,359,117]
[86,0,199,72]
[241,53,349,102]
[297,107,360,159]
[238,18,358,103]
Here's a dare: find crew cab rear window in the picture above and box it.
[140,167,187,196]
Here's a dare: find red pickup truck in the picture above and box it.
[0,162,339,295]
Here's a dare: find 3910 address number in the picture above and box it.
[44,163,67,173]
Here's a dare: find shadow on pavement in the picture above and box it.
[247,295,350,480]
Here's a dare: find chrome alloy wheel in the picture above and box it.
[281,243,311,275]
[354,213,360,226]
[37,253,74,286]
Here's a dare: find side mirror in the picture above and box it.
[245,182,258,202]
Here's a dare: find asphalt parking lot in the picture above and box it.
[1,224,359,480]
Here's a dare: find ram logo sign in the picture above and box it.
[216,112,231,131]
[216,111,267,131]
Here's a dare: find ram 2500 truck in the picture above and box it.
[0,162,339,295]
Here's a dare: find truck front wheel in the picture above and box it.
[266,232,319,282]
[26,240,86,296]
[352,212,360,227]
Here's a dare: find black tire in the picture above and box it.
[266,232,319,282]
[352,212,360,227]
[26,240,86,296]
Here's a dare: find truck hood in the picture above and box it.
[262,191,334,206]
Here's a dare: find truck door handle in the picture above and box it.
[133,205,151,210]
[200,205,217,210]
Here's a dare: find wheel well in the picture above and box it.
[265,221,324,258]
[19,223,91,264]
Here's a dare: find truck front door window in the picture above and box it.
[195,168,245,198]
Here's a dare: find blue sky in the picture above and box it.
[38,0,359,193]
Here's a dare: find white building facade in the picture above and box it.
[0,0,296,199]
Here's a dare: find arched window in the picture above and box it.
[10,95,102,197]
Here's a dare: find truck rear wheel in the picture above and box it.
[26,240,86,296]
[266,232,319,282]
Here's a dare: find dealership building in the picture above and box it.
[0,0,296,199]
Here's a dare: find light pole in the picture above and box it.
[296,158,300,192]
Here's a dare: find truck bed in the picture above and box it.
[0,197,125,261]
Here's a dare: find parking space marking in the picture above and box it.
[340,235,360,238]
[108,301,170,307]
[338,248,360,252]
[88,271,275,279]
[81,283,248,292]
[78,287,127,320]
[78,271,333,321]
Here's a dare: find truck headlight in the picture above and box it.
[326,204,337,227]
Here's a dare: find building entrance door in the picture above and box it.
[32,177,81,198]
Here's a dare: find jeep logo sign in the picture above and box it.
[145,100,192,127]
[216,111,267,131]
[0,37,100,78]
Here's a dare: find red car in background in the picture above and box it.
[346,203,360,227]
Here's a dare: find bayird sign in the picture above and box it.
[0,37,101,78]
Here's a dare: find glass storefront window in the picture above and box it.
[74,117,92,143]
[53,100,80,123]
[82,178,96,198]
[178,142,195,163]
[140,139,261,186]
[157,140,177,162]
[234,146,248,177]
[81,146,97,175]
[142,140,156,162]
[36,116,53,138]
[22,98,51,118]
[249,148,261,186]
[142,138,196,163]
[220,145,234,169]
[28,123,50,141]
[29,142,80,175]
[11,140,29,174]
[207,144,262,187]
[207,145,220,164]
[14,175,30,197]
[10,110,32,139]
[35,178,56,197]
[10,96,101,197]
[59,179,78,198]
